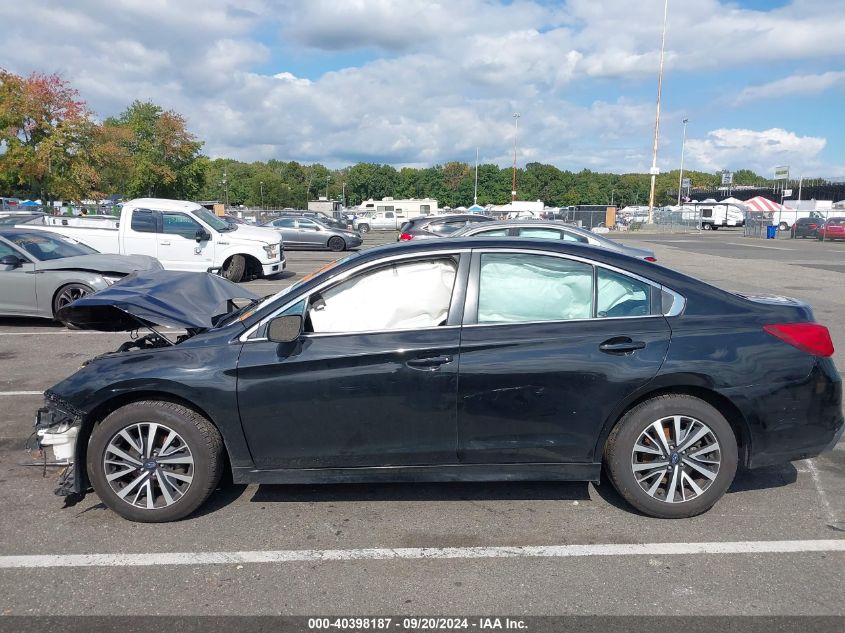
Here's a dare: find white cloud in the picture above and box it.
[685,128,827,174]
[734,71,845,104]
[1,0,843,173]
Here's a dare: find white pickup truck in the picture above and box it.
[20,198,284,282]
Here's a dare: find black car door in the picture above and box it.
[457,249,671,464]
[237,252,469,469]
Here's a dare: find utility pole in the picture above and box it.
[260,181,264,210]
[512,113,520,202]
[222,170,229,209]
[677,117,688,205]
[647,0,669,224]
[326,175,330,198]
[474,147,479,206]
[342,182,346,208]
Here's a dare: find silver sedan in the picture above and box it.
[450,219,657,261]
[0,228,162,321]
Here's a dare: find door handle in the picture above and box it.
[406,355,452,370]
[599,338,646,354]
[160,241,171,246]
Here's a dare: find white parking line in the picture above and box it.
[0,539,842,569]
[0,391,42,396]
[725,242,793,251]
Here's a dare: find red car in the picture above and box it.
[817,217,845,241]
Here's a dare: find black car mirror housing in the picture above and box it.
[195,229,212,243]
[0,254,23,268]
[267,314,303,343]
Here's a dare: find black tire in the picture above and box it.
[778,222,789,231]
[53,283,93,324]
[358,223,370,233]
[327,236,346,252]
[222,254,246,282]
[701,223,712,230]
[604,394,738,519]
[87,401,224,522]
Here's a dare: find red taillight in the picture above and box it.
[644,256,657,262]
[399,233,414,241]
[763,323,834,357]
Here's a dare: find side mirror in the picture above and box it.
[267,314,303,343]
[195,229,211,242]
[0,254,23,268]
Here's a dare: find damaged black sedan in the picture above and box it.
[36,239,843,522]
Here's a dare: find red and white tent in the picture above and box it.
[743,196,789,212]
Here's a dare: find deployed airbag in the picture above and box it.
[478,254,593,323]
[56,270,259,331]
[310,259,457,333]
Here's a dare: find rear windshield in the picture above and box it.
[399,221,414,233]
[827,218,845,225]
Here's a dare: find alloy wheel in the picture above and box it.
[103,422,194,509]
[55,285,90,310]
[630,415,721,504]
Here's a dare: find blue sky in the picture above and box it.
[3,0,844,176]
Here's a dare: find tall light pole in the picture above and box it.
[342,182,346,208]
[677,117,688,206]
[260,181,264,210]
[474,147,479,206]
[326,175,330,198]
[647,0,669,224]
[222,169,229,209]
[511,113,520,202]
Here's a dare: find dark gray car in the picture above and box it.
[398,214,494,241]
[262,216,363,252]
[0,228,162,321]
[451,219,657,261]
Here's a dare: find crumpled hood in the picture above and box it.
[227,224,281,244]
[35,254,162,274]
[56,270,259,331]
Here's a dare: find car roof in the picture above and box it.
[408,213,491,223]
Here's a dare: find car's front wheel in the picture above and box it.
[53,283,93,319]
[604,394,738,518]
[87,401,224,522]
[357,223,370,233]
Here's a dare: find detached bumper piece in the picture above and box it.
[35,394,86,504]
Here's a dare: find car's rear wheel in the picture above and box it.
[327,236,346,252]
[778,221,789,231]
[87,401,224,522]
[52,283,93,322]
[605,394,738,518]
[222,255,245,282]
[701,223,712,230]
[358,223,370,233]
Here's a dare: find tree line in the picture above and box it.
[2,70,775,209]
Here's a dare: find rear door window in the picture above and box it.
[477,253,594,323]
[130,209,158,233]
[597,268,652,318]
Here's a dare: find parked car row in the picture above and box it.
[791,216,845,240]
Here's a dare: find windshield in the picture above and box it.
[5,231,98,260]
[194,207,234,232]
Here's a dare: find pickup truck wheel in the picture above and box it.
[53,283,93,324]
[327,236,346,252]
[778,222,789,231]
[358,223,370,233]
[222,255,245,282]
[701,223,712,230]
[87,401,224,522]
[604,394,738,519]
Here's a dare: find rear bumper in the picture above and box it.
[726,359,844,468]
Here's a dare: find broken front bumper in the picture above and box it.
[35,393,85,500]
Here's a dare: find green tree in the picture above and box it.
[102,100,205,199]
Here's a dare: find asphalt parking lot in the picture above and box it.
[0,229,843,616]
